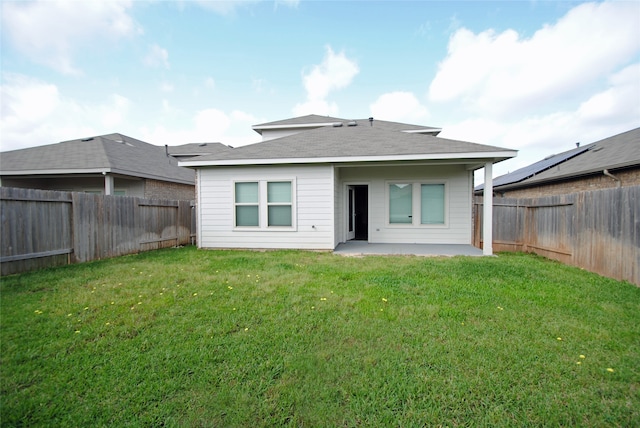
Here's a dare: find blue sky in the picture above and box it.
[1,0,639,179]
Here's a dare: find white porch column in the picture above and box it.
[104,173,114,195]
[483,162,493,256]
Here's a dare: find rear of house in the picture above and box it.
[182,116,516,253]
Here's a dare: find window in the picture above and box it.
[235,182,259,227]
[388,182,446,226]
[421,184,445,224]
[389,183,412,224]
[234,180,295,229]
[267,181,292,226]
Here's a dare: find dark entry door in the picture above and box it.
[348,185,368,241]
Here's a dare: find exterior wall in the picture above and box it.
[0,176,145,197]
[144,178,195,200]
[496,167,640,198]
[197,164,336,250]
[259,129,300,141]
[338,164,473,245]
[333,167,342,248]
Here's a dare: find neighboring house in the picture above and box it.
[0,133,197,200]
[167,142,234,161]
[477,127,640,198]
[180,115,517,254]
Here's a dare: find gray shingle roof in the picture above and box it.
[252,114,441,135]
[182,124,514,166]
[483,127,640,191]
[524,127,640,184]
[476,144,592,191]
[253,114,346,127]
[1,133,195,185]
[167,142,233,158]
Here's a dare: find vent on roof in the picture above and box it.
[199,143,208,147]
[333,122,343,127]
[347,121,357,127]
[591,146,604,152]
[81,137,94,142]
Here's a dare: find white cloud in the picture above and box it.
[144,44,170,69]
[576,63,640,126]
[1,0,141,75]
[0,74,133,151]
[293,46,359,116]
[294,100,340,117]
[429,1,640,118]
[140,109,265,147]
[204,77,216,90]
[426,1,640,183]
[0,73,264,151]
[370,92,430,123]
[194,0,298,15]
[100,94,131,128]
[194,0,260,15]
[160,82,175,93]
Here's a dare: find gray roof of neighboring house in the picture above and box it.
[181,123,515,167]
[524,127,640,184]
[1,133,195,185]
[476,144,592,191]
[167,142,234,158]
[482,127,640,191]
[252,114,442,135]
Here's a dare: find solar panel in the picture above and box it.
[477,145,591,190]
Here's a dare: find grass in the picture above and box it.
[1,247,639,427]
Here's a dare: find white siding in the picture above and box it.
[198,164,335,249]
[338,165,473,245]
[333,167,342,247]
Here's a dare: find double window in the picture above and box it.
[234,180,295,228]
[388,182,446,226]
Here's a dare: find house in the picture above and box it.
[167,142,234,161]
[252,114,443,141]
[180,115,517,255]
[477,127,640,198]
[1,133,199,200]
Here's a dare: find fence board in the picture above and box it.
[1,187,194,275]
[474,186,640,285]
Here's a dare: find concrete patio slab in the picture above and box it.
[333,241,484,257]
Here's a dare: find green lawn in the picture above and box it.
[1,247,639,427]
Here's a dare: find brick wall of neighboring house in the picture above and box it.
[144,179,195,200]
[495,167,640,199]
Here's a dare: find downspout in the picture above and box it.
[603,169,621,187]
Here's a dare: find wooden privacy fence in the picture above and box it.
[1,187,194,276]
[474,186,639,286]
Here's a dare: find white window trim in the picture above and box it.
[233,181,260,228]
[385,180,448,228]
[233,178,297,231]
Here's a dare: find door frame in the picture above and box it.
[344,183,369,242]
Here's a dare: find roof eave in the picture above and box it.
[402,128,442,135]
[251,122,338,133]
[180,151,517,168]
[1,168,195,186]
[0,168,111,176]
